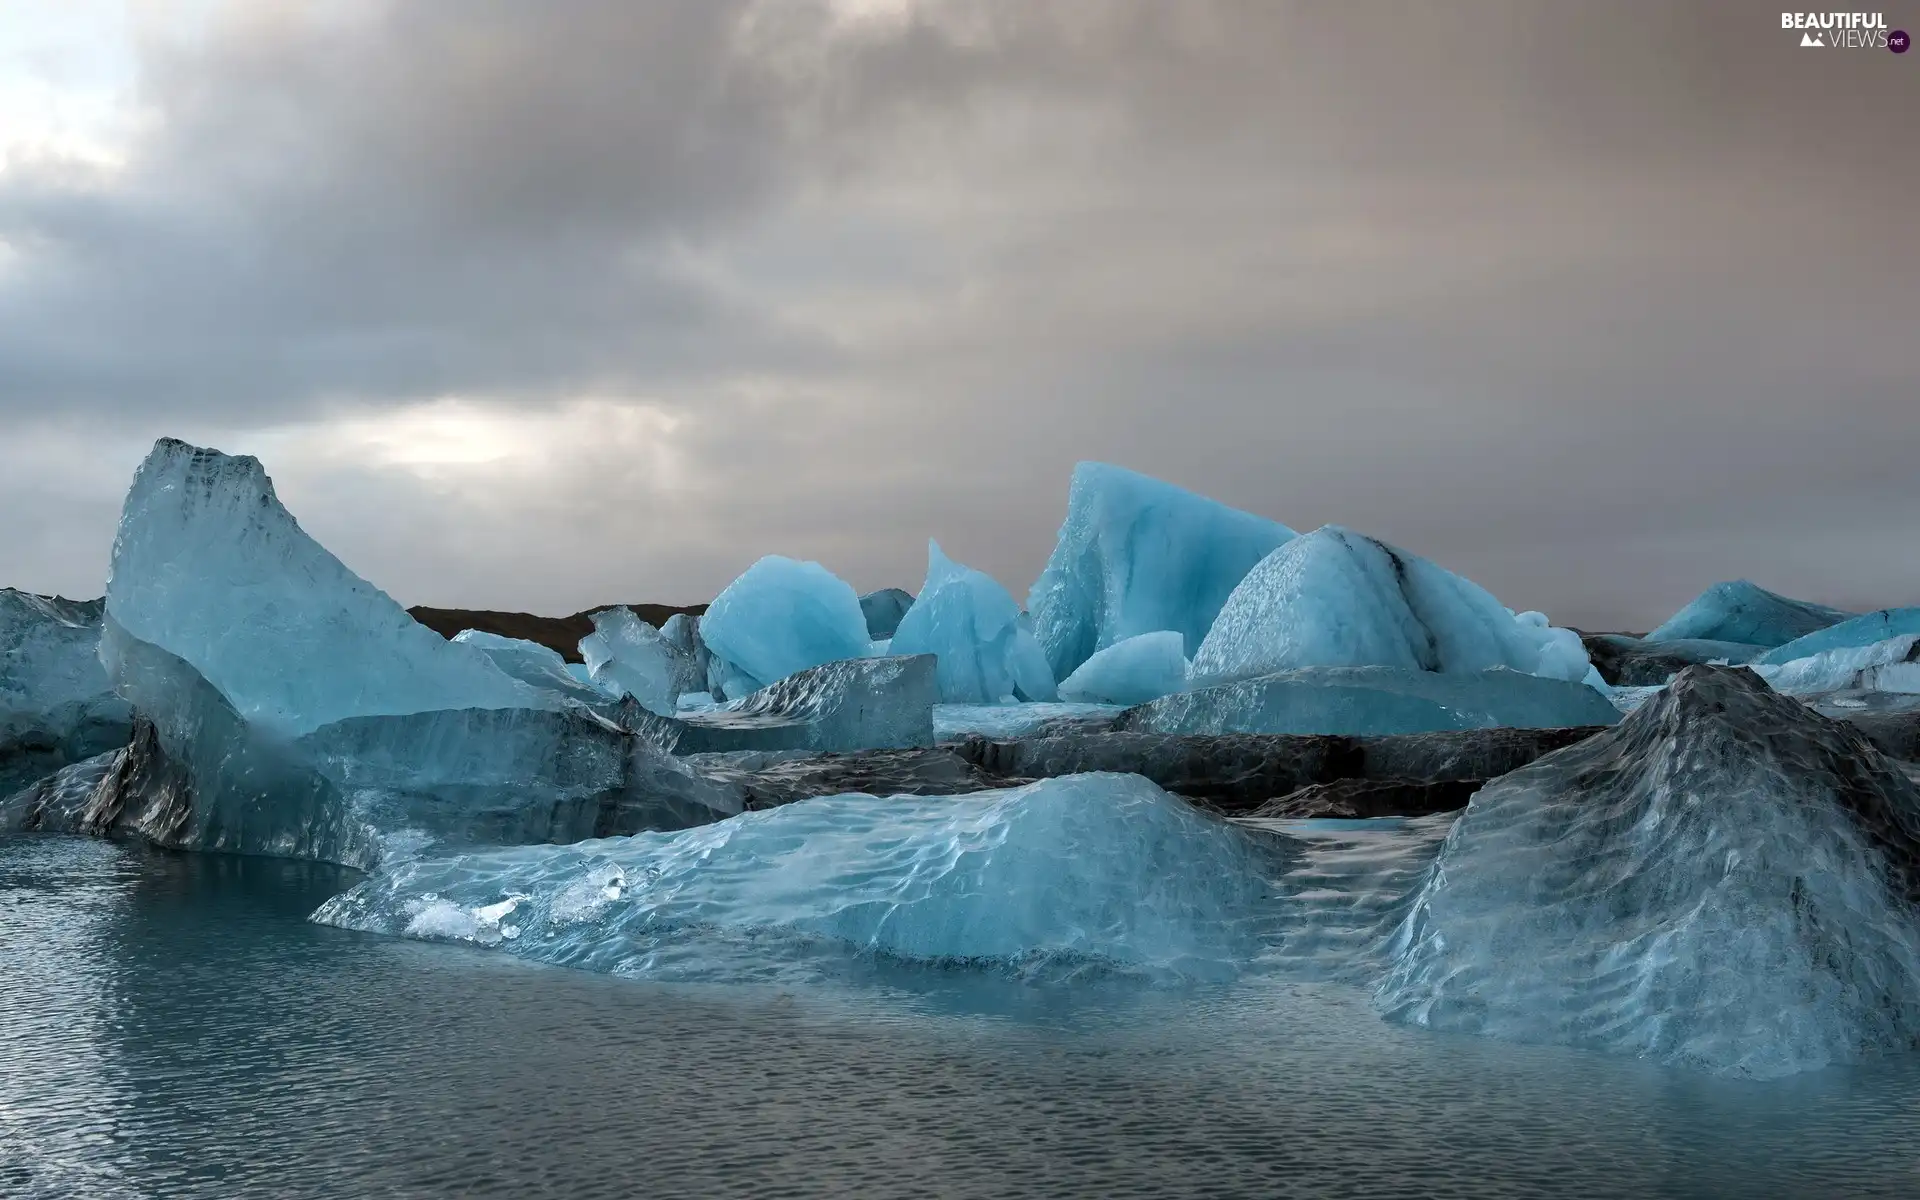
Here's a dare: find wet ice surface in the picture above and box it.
[6,836,1920,1200]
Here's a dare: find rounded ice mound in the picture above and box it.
[1057,630,1189,706]
[1375,665,1920,1078]
[1646,579,1853,649]
[1191,526,1594,687]
[314,773,1272,983]
[699,556,872,696]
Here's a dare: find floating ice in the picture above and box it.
[1057,631,1190,706]
[1645,580,1853,648]
[1027,463,1296,681]
[1191,527,1595,688]
[1756,607,1920,667]
[314,772,1274,984]
[106,439,551,736]
[890,541,1056,704]
[623,654,939,755]
[576,607,707,714]
[859,588,915,640]
[451,630,608,704]
[699,556,873,697]
[932,702,1126,741]
[1117,666,1620,737]
[0,591,132,796]
[1753,634,1920,696]
[1375,666,1920,1078]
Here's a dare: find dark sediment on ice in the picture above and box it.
[408,603,708,663]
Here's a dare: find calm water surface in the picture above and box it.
[3,834,1918,1199]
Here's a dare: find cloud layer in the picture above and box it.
[3,0,1915,627]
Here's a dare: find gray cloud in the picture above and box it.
[2,0,1915,629]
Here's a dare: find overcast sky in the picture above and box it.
[2,1,1914,629]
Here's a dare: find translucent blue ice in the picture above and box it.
[1645,580,1853,648]
[1118,666,1620,736]
[1755,607,1920,667]
[890,541,1057,704]
[451,630,608,705]
[313,772,1273,984]
[1191,527,1596,688]
[577,607,706,714]
[1056,630,1190,706]
[637,654,938,754]
[699,556,873,698]
[1375,667,1920,1078]
[1027,463,1295,681]
[106,439,551,737]
[1753,634,1920,696]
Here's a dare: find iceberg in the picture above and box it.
[107,439,553,736]
[314,772,1273,984]
[889,541,1056,704]
[619,653,938,755]
[1755,607,1920,667]
[1645,580,1853,648]
[451,629,608,704]
[576,606,708,714]
[859,588,915,640]
[1191,526,1595,688]
[1027,462,1296,681]
[698,556,873,697]
[54,439,736,868]
[1115,666,1620,737]
[1753,634,1920,696]
[1056,630,1190,706]
[0,590,132,796]
[1375,666,1920,1078]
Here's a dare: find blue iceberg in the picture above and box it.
[1375,667,1920,1078]
[1645,580,1853,649]
[1027,463,1295,681]
[889,541,1056,704]
[1755,607,1920,667]
[1056,630,1190,706]
[1191,526,1596,688]
[452,629,610,705]
[699,556,873,698]
[313,772,1273,984]
[859,587,915,640]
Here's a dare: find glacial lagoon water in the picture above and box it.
[5,833,1920,1200]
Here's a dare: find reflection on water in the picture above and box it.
[3,835,1919,1199]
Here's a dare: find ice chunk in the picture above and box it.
[1375,666,1920,1078]
[859,588,915,640]
[698,556,872,697]
[1056,630,1189,706]
[933,702,1126,741]
[890,541,1057,704]
[1027,462,1296,680]
[451,629,608,704]
[313,772,1273,984]
[576,607,707,715]
[623,653,939,755]
[1116,666,1620,736]
[0,590,133,795]
[1753,634,1920,696]
[1755,607,1920,667]
[1191,527,1595,687]
[1645,580,1853,648]
[107,439,552,736]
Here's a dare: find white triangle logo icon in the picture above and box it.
[1800,31,1824,46]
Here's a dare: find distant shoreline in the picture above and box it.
[407,603,708,663]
